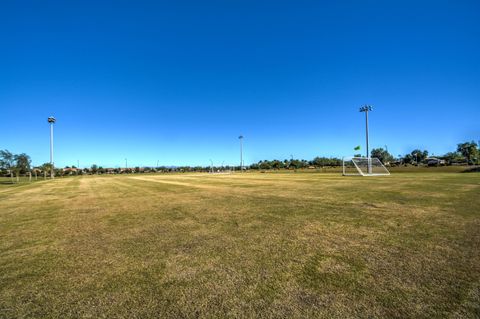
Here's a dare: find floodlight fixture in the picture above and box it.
[359,105,373,112]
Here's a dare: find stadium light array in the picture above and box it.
[48,116,56,178]
[359,105,373,174]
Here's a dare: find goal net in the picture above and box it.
[342,157,390,176]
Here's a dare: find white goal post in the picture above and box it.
[342,157,390,176]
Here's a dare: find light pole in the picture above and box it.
[239,135,244,171]
[359,105,372,173]
[48,116,56,178]
[209,159,214,173]
[125,158,128,172]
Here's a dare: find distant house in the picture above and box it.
[62,167,78,175]
[426,157,445,166]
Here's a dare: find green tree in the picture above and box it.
[457,141,478,165]
[312,157,327,167]
[289,159,300,170]
[271,160,284,170]
[410,149,429,164]
[91,164,98,174]
[370,148,394,164]
[403,154,413,164]
[40,163,53,178]
[330,158,342,166]
[0,150,14,171]
[311,157,342,167]
[259,160,272,170]
[0,150,15,182]
[14,153,31,174]
[442,152,463,164]
[300,160,309,168]
[249,163,259,170]
[55,168,64,177]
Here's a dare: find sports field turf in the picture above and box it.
[1,172,479,318]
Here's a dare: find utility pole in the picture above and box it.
[48,116,56,179]
[125,158,128,172]
[239,135,244,171]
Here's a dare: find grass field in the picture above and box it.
[1,172,479,318]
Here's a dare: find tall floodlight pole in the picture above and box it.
[48,116,56,178]
[239,135,244,171]
[359,105,373,173]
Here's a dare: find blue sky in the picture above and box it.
[1,0,479,167]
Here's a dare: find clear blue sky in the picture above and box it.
[1,0,479,168]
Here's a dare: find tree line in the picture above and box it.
[245,141,478,170]
[0,150,57,181]
[368,141,478,166]
[1,141,478,178]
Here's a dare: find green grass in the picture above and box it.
[1,172,479,318]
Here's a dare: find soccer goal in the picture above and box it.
[342,157,390,176]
